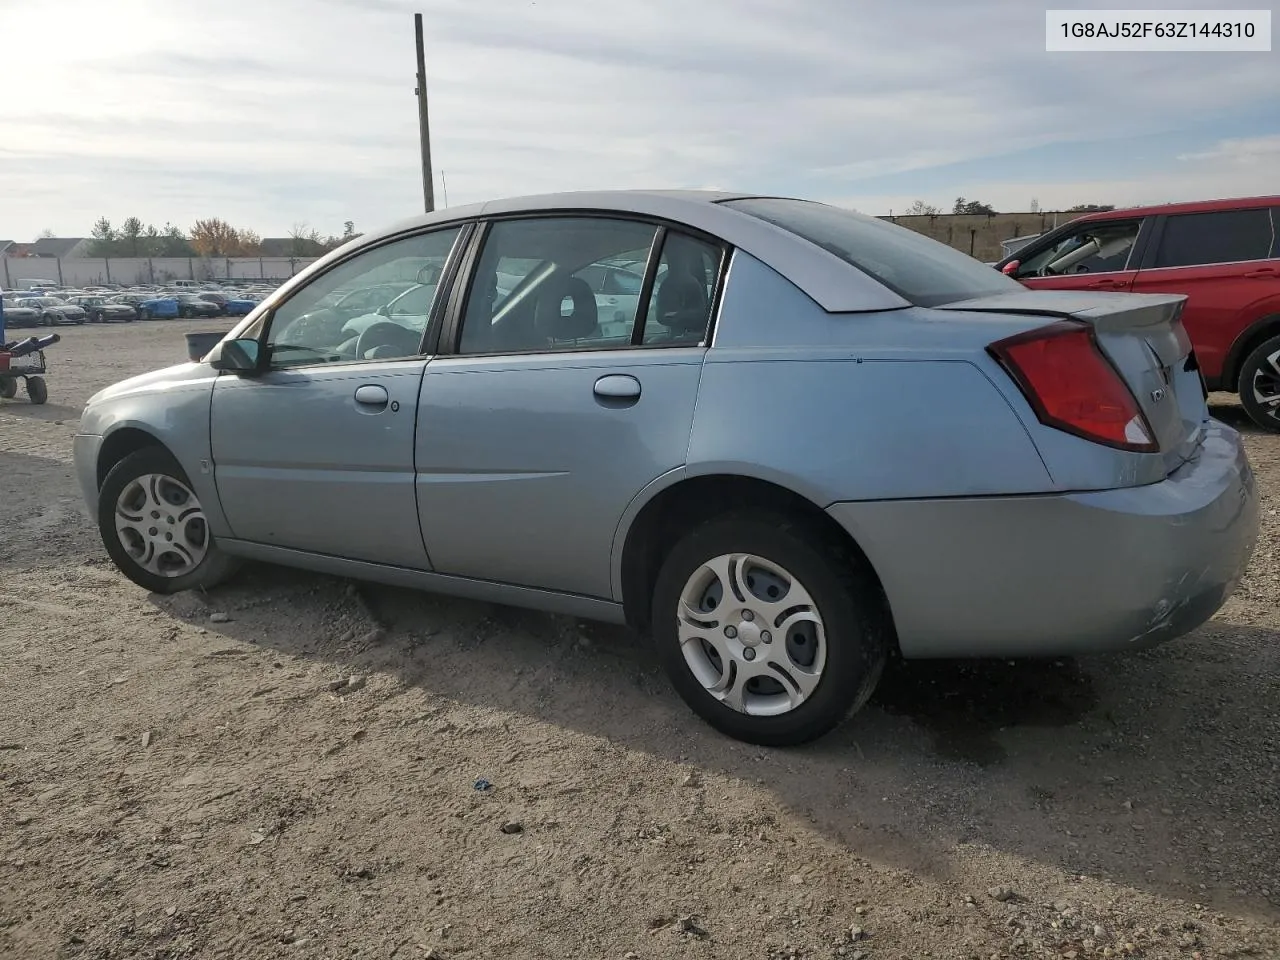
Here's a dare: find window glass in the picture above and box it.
[266,227,461,368]
[642,232,721,345]
[1015,220,1142,278]
[1153,208,1275,268]
[723,197,1019,307]
[457,218,658,354]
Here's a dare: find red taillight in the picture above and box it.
[988,321,1157,452]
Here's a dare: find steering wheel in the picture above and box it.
[354,321,422,360]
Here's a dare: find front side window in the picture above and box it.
[457,217,658,355]
[1015,220,1143,278]
[722,197,1020,307]
[1153,208,1275,268]
[265,226,462,368]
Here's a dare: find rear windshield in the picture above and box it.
[722,197,1022,307]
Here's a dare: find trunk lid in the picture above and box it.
[938,290,1207,474]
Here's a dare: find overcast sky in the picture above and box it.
[2,0,1276,241]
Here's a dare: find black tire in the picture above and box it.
[140,307,151,320]
[650,512,890,746]
[179,307,192,319]
[1238,333,1280,433]
[97,446,240,594]
[0,377,16,399]
[25,376,48,405]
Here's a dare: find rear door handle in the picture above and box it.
[594,374,641,401]
[354,384,389,407]
[1244,267,1278,279]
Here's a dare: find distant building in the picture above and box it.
[258,237,327,257]
[257,238,297,257]
[28,237,92,258]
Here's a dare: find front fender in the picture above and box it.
[77,368,229,536]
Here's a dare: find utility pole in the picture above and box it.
[414,13,435,213]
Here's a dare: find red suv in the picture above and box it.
[996,196,1280,431]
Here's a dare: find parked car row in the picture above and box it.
[1,282,275,329]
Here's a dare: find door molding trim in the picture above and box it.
[217,539,628,624]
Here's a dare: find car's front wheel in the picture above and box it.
[98,447,240,594]
[1239,332,1280,433]
[651,512,889,746]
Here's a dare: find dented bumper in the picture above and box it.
[827,420,1259,658]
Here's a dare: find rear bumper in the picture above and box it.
[828,420,1259,658]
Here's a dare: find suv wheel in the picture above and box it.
[650,512,889,746]
[1238,333,1280,433]
[98,447,240,594]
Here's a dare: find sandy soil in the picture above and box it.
[2,321,1278,960]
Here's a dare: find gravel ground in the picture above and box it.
[1,321,1278,960]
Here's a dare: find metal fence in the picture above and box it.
[2,255,323,289]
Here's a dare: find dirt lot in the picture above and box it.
[2,321,1278,960]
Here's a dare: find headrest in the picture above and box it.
[535,275,598,340]
[654,274,709,333]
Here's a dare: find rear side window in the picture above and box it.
[1154,208,1276,268]
[722,197,1021,307]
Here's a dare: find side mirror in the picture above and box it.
[1001,260,1020,276]
[376,304,391,317]
[208,337,262,372]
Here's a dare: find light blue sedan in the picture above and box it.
[72,191,1259,745]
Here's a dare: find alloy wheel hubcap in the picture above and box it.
[1251,349,1280,424]
[677,553,826,716]
[114,473,209,577]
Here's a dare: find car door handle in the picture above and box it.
[354,384,389,407]
[1244,267,1278,279]
[1086,278,1127,288]
[594,374,641,400]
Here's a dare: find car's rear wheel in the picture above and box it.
[97,447,240,594]
[139,307,151,320]
[651,512,889,746]
[1239,333,1280,433]
[0,377,16,399]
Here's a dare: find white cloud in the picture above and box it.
[1177,134,1280,165]
[0,0,1276,238]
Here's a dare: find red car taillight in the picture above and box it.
[988,321,1158,453]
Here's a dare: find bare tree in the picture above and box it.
[905,200,941,216]
[288,222,325,257]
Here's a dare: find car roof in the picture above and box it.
[305,189,911,314]
[1073,194,1280,222]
